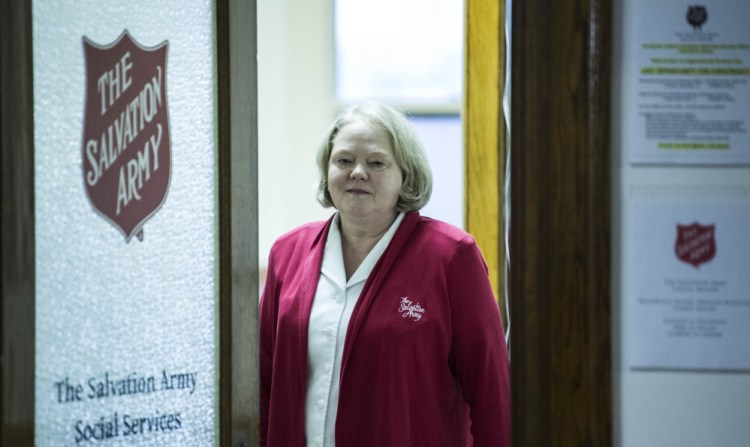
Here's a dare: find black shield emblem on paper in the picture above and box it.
[82,30,170,242]
[686,6,708,31]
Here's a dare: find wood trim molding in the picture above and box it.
[217,0,259,445]
[464,0,507,324]
[510,0,612,445]
[1,0,35,444]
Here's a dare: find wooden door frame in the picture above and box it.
[0,0,35,443]
[464,0,505,325]
[216,0,260,445]
[0,1,259,445]
[465,0,612,445]
[510,0,612,445]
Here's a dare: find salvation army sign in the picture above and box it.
[675,222,716,268]
[82,30,170,241]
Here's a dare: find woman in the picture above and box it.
[260,103,509,446]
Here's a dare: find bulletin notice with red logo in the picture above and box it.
[622,0,750,165]
[625,197,750,370]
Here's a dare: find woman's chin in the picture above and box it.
[339,206,396,223]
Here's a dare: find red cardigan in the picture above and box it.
[260,212,510,446]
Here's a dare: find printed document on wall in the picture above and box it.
[625,197,750,370]
[622,0,750,165]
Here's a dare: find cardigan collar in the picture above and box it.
[322,212,406,288]
[294,211,423,390]
[338,211,422,379]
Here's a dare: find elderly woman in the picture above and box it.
[260,103,509,447]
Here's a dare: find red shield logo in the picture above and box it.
[675,222,716,268]
[82,30,170,242]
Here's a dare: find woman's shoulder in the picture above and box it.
[277,219,328,240]
[411,214,476,246]
[271,218,330,252]
[392,213,481,262]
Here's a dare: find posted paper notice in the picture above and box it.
[626,198,750,370]
[624,0,750,164]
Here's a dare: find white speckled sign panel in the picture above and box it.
[33,1,218,445]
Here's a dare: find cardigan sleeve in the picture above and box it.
[259,247,279,447]
[447,238,510,447]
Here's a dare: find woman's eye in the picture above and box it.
[336,158,352,165]
[369,160,385,168]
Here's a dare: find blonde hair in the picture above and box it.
[315,103,432,212]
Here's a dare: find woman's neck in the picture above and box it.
[338,212,397,280]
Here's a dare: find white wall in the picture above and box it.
[612,1,750,446]
[257,1,465,274]
[257,0,337,274]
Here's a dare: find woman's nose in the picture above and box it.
[350,162,368,180]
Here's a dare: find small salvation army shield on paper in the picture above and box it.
[674,222,716,268]
[82,30,170,242]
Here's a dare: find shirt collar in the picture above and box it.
[321,212,405,289]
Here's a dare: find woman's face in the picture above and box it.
[327,119,403,223]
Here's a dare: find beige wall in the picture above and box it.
[258,0,337,272]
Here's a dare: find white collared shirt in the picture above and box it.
[304,212,405,447]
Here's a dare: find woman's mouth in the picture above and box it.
[347,188,369,195]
